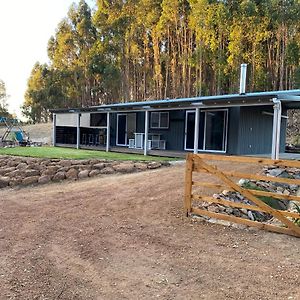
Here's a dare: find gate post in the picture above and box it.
[184,154,193,216]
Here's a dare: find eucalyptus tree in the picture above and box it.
[24,0,300,122]
[0,79,10,117]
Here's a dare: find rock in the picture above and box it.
[71,164,86,170]
[89,169,100,177]
[93,163,106,170]
[288,201,299,212]
[247,211,255,220]
[89,159,100,165]
[236,194,245,201]
[113,163,135,173]
[24,169,40,177]
[240,208,248,215]
[40,160,50,166]
[289,184,298,191]
[78,170,89,179]
[238,179,249,186]
[25,158,36,165]
[225,207,234,214]
[100,167,115,175]
[78,159,90,165]
[22,176,39,185]
[0,176,10,188]
[16,163,28,170]
[6,169,23,178]
[221,190,231,196]
[7,160,20,167]
[276,186,284,193]
[66,168,78,180]
[134,162,148,171]
[279,171,292,179]
[207,205,220,213]
[38,175,52,184]
[9,177,23,187]
[52,172,66,181]
[42,166,59,176]
[232,209,242,217]
[147,162,162,169]
[268,168,285,177]
[59,160,72,167]
[0,167,16,176]
[28,163,43,171]
[57,167,70,173]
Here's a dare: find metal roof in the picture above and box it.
[50,89,300,113]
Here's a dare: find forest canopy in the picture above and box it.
[23,0,300,122]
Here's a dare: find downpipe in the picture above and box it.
[271,98,282,160]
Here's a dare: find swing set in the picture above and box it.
[0,117,30,146]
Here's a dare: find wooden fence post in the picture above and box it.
[184,154,193,216]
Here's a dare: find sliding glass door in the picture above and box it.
[185,109,228,152]
[116,113,136,146]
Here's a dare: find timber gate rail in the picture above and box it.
[184,154,300,237]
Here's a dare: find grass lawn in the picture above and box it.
[0,146,177,161]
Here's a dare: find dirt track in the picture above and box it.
[0,164,299,300]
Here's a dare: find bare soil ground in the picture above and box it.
[0,163,299,300]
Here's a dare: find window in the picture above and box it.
[205,111,226,151]
[150,112,169,129]
[90,113,107,127]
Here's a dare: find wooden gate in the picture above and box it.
[184,154,300,237]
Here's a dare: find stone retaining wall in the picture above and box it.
[0,156,169,189]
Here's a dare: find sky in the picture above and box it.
[0,0,94,119]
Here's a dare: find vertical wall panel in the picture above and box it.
[225,107,240,155]
[238,106,287,155]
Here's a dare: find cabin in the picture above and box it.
[51,89,300,159]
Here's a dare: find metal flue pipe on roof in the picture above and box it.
[239,63,247,94]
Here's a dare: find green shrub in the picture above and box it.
[241,182,285,211]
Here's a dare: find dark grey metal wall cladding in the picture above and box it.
[237,106,286,155]
[110,110,186,151]
[226,107,240,155]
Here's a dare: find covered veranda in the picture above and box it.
[52,89,300,160]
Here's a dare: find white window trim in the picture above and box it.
[150,112,169,129]
[184,109,228,153]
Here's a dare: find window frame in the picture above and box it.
[184,109,228,153]
[150,112,169,129]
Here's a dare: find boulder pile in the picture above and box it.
[0,156,169,189]
[196,166,300,225]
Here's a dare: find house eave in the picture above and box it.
[50,89,300,114]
